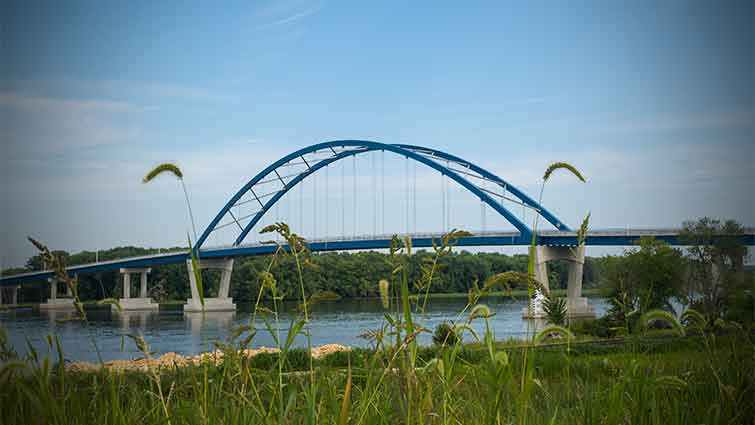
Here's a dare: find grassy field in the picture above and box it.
[1,329,752,425]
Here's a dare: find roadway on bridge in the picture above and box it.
[2,229,753,286]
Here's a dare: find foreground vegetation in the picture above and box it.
[1,318,752,424]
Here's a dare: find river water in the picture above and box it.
[1,297,608,363]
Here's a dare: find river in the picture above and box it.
[1,297,609,363]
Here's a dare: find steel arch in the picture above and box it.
[393,144,571,232]
[195,140,569,250]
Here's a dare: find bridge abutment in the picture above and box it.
[0,286,18,306]
[39,277,75,310]
[522,245,595,320]
[184,258,236,312]
[116,268,158,311]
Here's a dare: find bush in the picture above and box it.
[432,322,459,347]
[570,317,613,338]
[543,296,567,326]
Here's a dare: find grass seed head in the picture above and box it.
[142,163,184,183]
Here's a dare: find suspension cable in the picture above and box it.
[413,161,417,234]
[325,163,329,242]
[275,197,280,241]
[313,169,317,240]
[441,172,446,231]
[341,156,345,238]
[446,160,451,231]
[481,199,486,233]
[299,177,303,234]
[372,152,377,236]
[353,155,357,237]
[381,150,385,235]
[405,156,409,234]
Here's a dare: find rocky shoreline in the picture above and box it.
[66,344,350,373]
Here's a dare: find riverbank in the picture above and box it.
[66,343,351,373]
[2,330,750,424]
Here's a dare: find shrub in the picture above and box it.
[570,317,613,338]
[432,322,459,347]
[542,295,567,326]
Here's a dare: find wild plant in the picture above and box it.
[519,161,587,424]
[27,237,120,365]
[260,222,319,423]
[143,163,205,308]
[128,334,174,424]
[542,295,567,326]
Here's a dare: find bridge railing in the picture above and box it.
[2,228,752,286]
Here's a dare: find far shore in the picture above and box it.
[0,288,605,311]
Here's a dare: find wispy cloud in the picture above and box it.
[590,109,755,135]
[0,92,141,113]
[0,78,233,104]
[253,0,323,31]
[1,91,143,157]
[102,80,233,103]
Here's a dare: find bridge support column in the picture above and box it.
[184,258,236,313]
[39,278,75,310]
[116,268,158,311]
[0,286,17,306]
[522,245,595,320]
[9,286,18,306]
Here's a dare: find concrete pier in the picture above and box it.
[184,258,236,312]
[116,268,158,311]
[0,286,11,306]
[39,278,75,310]
[522,245,595,319]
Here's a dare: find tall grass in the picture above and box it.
[143,163,204,308]
[1,319,751,424]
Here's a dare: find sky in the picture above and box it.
[1,0,753,268]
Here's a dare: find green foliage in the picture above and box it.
[680,217,748,317]
[599,237,685,318]
[533,324,574,344]
[569,317,614,338]
[542,295,568,326]
[432,322,460,347]
[638,309,685,337]
[4,332,750,424]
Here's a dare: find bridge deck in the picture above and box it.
[2,229,753,286]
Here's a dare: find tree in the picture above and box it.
[25,251,69,271]
[679,217,748,317]
[601,237,685,316]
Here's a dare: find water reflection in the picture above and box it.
[114,310,159,332]
[1,297,608,363]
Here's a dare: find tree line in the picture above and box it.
[6,248,600,304]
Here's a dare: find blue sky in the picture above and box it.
[2,0,753,267]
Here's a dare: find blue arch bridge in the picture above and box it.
[1,140,753,318]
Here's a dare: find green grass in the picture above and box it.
[1,332,751,424]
